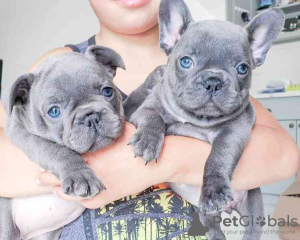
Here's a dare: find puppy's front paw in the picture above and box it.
[129,129,164,164]
[61,168,106,198]
[199,180,234,214]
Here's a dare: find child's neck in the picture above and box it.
[95,24,162,54]
[95,24,167,94]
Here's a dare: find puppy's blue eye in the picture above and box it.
[237,64,249,75]
[102,87,114,98]
[180,57,193,69]
[47,106,61,119]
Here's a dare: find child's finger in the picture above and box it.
[36,172,61,186]
[53,187,83,202]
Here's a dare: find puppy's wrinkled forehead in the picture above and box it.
[174,20,251,65]
[31,54,115,107]
[36,54,111,94]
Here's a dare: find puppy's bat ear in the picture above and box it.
[245,8,284,67]
[159,0,193,55]
[86,45,126,77]
[6,73,34,115]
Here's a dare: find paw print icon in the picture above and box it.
[256,216,266,227]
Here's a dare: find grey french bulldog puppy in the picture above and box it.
[0,45,125,240]
[126,0,284,239]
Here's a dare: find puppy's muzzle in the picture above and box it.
[203,78,223,93]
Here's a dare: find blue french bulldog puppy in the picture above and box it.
[0,45,125,240]
[125,0,284,239]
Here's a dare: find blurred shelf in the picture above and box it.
[277,2,300,10]
[257,2,300,15]
[275,2,300,44]
[253,91,300,99]
[275,30,300,44]
[277,2,300,18]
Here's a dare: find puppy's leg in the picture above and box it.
[201,124,252,214]
[0,198,20,240]
[235,188,263,240]
[30,229,62,240]
[198,211,225,240]
[124,65,166,120]
[129,108,165,164]
[129,92,166,164]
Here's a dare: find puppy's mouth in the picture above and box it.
[183,87,243,118]
[200,96,240,117]
[88,137,114,152]
[193,102,224,118]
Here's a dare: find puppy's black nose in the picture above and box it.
[203,78,223,93]
[83,113,100,127]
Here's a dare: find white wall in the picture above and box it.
[187,0,226,21]
[0,0,99,91]
[186,0,226,21]
[0,0,226,92]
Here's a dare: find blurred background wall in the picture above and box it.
[0,0,98,91]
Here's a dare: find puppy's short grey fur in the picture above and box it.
[1,45,125,240]
[126,1,284,239]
